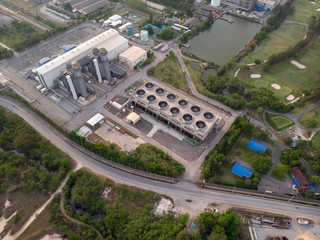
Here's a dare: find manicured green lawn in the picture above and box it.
[244,23,306,63]
[299,105,320,128]
[266,113,295,131]
[214,162,242,186]
[286,0,320,23]
[240,40,320,101]
[311,131,320,152]
[149,54,190,93]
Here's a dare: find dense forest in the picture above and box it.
[47,169,242,239]
[149,0,194,16]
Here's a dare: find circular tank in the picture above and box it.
[196,120,207,131]
[136,89,145,98]
[155,87,164,96]
[183,113,193,124]
[147,95,156,103]
[126,24,133,36]
[191,105,201,115]
[170,107,180,117]
[167,93,176,102]
[158,101,168,110]
[203,112,214,122]
[178,99,188,108]
[145,82,154,90]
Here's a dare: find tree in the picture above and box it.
[305,189,316,199]
[159,28,175,40]
[207,75,226,94]
[203,150,225,181]
[257,106,264,115]
[272,164,289,181]
[252,156,273,174]
[254,59,261,65]
[307,119,318,128]
[63,2,72,11]
[309,175,320,186]
[14,133,39,154]
[280,149,302,167]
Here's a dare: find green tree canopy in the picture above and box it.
[252,156,273,174]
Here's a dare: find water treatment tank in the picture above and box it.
[141,30,148,42]
[126,24,133,36]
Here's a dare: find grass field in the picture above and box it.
[299,105,320,128]
[311,131,320,152]
[244,23,306,63]
[149,54,190,94]
[1,0,37,11]
[266,113,295,131]
[286,0,320,23]
[240,39,320,101]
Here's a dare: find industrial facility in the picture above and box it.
[119,46,147,70]
[55,0,109,15]
[129,81,222,143]
[34,29,129,95]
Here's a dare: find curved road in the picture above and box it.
[0,96,319,222]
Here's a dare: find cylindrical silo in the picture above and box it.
[126,24,133,36]
[140,30,148,42]
[72,62,88,98]
[66,75,78,100]
[211,0,221,7]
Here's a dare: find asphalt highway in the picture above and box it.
[1,96,319,222]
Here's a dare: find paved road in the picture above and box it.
[0,96,319,222]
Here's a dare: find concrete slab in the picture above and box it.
[95,123,145,152]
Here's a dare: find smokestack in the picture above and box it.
[98,48,113,84]
[72,62,88,98]
[93,58,102,83]
[66,75,78,100]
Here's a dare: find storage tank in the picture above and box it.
[126,24,133,36]
[140,30,148,42]
[211,0,221,7]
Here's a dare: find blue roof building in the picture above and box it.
[247,139,267,153]
[231,162,253,178]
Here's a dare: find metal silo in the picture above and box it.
[126,24,133,36]
[72,62,88,98]
[140,30,148,42]
[98,48,113,85]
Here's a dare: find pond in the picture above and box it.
[182,15,261,65]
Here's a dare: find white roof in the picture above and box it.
[126,112,140,124]
[110,20,122,27]
[35,29,127,76]
[119,46,147,62]
[119,22,132,30]
[109,15,121,21]
[87,113,104,127]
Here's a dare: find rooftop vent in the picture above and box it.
[155,87,164,96]
[147,95,156,103]
[170,107,180,117]
[145,82,154,90]
[196,120,206,131]
[178,99,188,108]
[191,105,201,115]
[204,112,214,122]
[183,113,193,124]
[136,89,145,98]
[158,101,168,110]
[167,93,176,102]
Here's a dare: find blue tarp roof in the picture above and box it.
[248,139,267,152]
[231,162,253,178]
[292,176,300,186]
[308,184,316,191]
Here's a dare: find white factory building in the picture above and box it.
[119,46,147,69]
[34,29,128,89]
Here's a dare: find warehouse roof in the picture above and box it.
[119,46,147,62]
[291,166,309,186]
[247,139,267,152]
[87,113,104,127]
[145,1,166,11]
[35,29,128,76]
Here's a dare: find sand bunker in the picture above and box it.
[287,94,295,101]
[250,74,261,79]
[317,7,320,11]
[271,84,281,90]
[291,60,306,69]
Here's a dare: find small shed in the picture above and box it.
[231,162,253,178]
[247,139,267,153]
[126,112,140,125]
[87,113,104,128]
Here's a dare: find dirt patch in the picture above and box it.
[250,74,261,79]
[287,94,295,101]
[40,234,63,240]
[271,84,281,90]
[291,60,306,69]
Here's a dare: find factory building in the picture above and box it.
[129,81,222,142]
[119,46,147,70]
[34,29,128,89]
[221,0,257,11]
